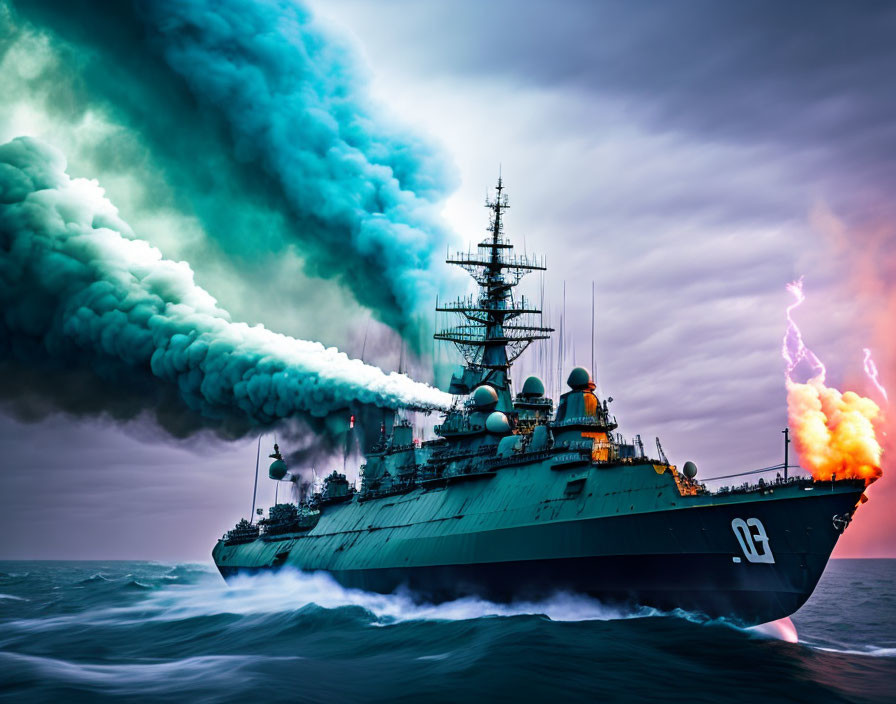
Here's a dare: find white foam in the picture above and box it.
[137,568,655,624]
[0,593,28,601]
[808,644,896,658]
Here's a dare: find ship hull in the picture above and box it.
[218,552,825,624]
[214,468,863,625]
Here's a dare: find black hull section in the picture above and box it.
[218,552,821,624]
[216,484,864,625]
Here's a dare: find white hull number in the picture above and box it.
[731,517,775,564]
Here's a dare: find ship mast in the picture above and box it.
[435,176,552,410]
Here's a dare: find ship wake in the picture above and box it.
[5,566,811,640]
[142,568,657,624]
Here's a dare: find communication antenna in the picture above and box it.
[250,436,261,524]
[783,427,790,480]
[562,280,567,371]
[344,414,353,472]
[557,282,566,396]
[360,316,371,361]
[591,281,595,377]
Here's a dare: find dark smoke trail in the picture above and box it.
[0,137,450,439]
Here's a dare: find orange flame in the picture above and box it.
[786,378,882,483]
[783,280,885,485]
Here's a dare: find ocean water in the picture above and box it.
[0,559,893,703]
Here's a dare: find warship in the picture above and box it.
[213,178,866,625]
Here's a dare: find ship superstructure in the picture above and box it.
[213,178,866,625]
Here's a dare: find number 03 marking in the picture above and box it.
[731,517,775,564]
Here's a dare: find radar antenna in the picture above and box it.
[435,176,553,405]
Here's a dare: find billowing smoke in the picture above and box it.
[786,379,882,483]
[0,136,451,440]
[2,0,458,337]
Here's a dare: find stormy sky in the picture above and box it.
[1,0,894,559]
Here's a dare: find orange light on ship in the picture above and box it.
[783,279,885,486]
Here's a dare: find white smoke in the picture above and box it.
[0,137,451,437]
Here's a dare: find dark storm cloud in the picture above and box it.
[332,0,896,221]
[350,0,896,144]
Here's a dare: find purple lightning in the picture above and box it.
[783,278,826,383]
[863,348,889,403]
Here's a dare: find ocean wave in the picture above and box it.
[811,644,896,658]
[78,574,113,585]
[1,561,894,703]
[0,567,659,638]
[0,571,31,584]
[137,568,659,625]
[0,593,28,601]
[2,565,891,660]
[122,579,153,591]
[0,650,300,696]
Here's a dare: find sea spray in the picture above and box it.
[142,568,656,625]
[0,136,450,439]
[2,564,656,629]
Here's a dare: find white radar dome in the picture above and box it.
[485,411,511,434]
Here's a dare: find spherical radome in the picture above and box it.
[682,461,698,479]
[473,385,499,408]
[567,366,592,390]
[521,375,545,397]
[268,459,288,481]
[485,411,511,434]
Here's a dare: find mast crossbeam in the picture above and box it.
[434,175,553,378]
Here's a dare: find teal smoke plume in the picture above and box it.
[4,0,456,335]
[0,137,450,437]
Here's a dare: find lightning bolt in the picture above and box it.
[783,278,826,382]
[781,278,885,485]
[863,348,889,403]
